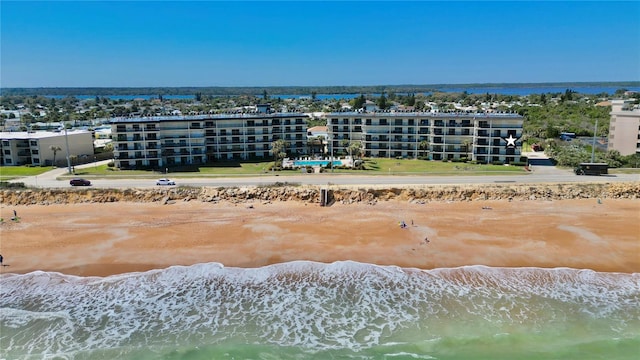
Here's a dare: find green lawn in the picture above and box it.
[71,162,275,178]
[8,158,637,180]
[0,166,56,180]
[6,158,529,181]
[353,158,525,175]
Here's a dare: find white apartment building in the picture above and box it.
[0,130,94,166]
[327,111,525,164]
[110,111,308,169]
[608,100,640,156]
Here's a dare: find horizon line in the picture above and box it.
[2,80,640,90]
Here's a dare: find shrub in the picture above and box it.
[0,181,26,189]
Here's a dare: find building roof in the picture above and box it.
[0,130,91,140]
[109,112,308,123]
[307,126,328,133]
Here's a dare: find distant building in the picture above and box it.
[327,110,525,163]
[109,110,308,169]
[307,126,329,155]
[363,100,378,112]
[608,99,640,155]
[307,126,328,138]
[0,130,94,166]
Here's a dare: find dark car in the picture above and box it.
[70,178,91,186]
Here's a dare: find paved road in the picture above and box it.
[9,158,639,189]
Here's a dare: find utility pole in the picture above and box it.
[591,118,598,163]
[64,126,72,174]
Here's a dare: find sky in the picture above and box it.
[1,1,639,88]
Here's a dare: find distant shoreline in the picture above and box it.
[2,81,639,97]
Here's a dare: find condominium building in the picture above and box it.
[110,110,308,169]
[327,111,525,163]
[0,130,94,166]
[608,100,640,155]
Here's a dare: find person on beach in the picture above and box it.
[13,210,17,219]
[0,254,3,265]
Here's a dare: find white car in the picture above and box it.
[156,178,176,186]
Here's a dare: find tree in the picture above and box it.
[462,139,473,160]
[270,139,287,169]
[352,94,366,109]
[316,135,326,156]
[50,145,62,166]
[69,154,78,173]
[377,94,388,110]
[418,140,429,158]
[347,141,363,159]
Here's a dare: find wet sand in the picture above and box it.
[0,198,638,277]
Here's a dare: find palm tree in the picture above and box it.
[270,139,287,170]
[69,154,78,173]
[462,139,473,161]
[49,145,62,167]
[317,135,326,156]
[347,141,363,159]
[418,140,429,159]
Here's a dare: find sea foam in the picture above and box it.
[1,261,638,359]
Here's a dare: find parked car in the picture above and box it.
[70,178,91,186]
[156,178,176,186]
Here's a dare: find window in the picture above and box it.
[5,158,11,164]
[3,150,10,155]
[32,149,39,154]
[30,141,38,146]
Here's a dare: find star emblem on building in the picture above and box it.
[503,134,518,147]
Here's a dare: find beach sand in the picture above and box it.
[0,198,638,277]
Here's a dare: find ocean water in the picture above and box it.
[1,261,638,360]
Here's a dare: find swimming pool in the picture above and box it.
[293,160,343,167]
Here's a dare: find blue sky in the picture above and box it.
[2,1,639,87]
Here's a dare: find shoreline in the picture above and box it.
[1,197,638,277]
